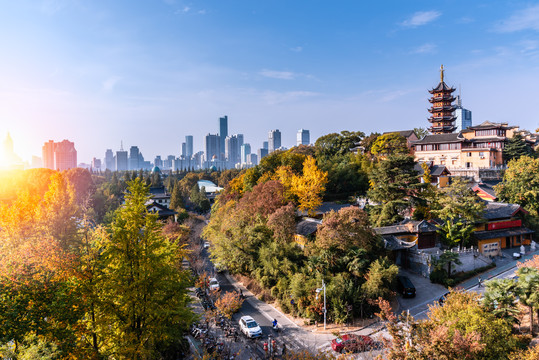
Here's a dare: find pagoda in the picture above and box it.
[427,65,456,134]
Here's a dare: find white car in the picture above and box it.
[239,316,262,338]
[203,241,210,249]
[208,277,220,291]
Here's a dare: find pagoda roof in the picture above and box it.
[382,130,416,138]
[429,81,456,93]
[412,132,465,145]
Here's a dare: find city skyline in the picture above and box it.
[2,1,539,162]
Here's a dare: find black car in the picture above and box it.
[397,275,416,298]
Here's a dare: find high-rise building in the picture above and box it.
[219,116,228,160]
[262,141,268,150]
[454,95,472,133]
[54,140,77,171]
[297,129,310,146]
[154,155,163,168]
[240,143,251,165]
[31,156,42,168]
[268,129,281,153]
[105,149,115,171]
[128,146,140,170]
[225,134,245,166]
[185,135,193,158]
[428,65,456,134]
[116,149,128,171]
[257,148,268,161]
[42,140,55,169]
[248,153,258,166]
[205,133,220,161]
[181,142,186,158]
[91,157,101,170]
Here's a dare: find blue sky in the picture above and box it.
[1,0,539,163]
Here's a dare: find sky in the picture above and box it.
[1,0,539,164]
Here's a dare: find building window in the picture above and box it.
[467,152,472,157]
[479,152,485,157]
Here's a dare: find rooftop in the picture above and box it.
[474,227,534,240]
[412,132,464,145]
[483,202,527,220]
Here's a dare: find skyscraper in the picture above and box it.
[185,135,193,158]
[91,158,101,170]
[154,155,163,168]
[454,95,472,133]
[257,148,268,161]
[105,149,115,171]
[42,139,77,171]
[297,129,310,146]
[268,129,281,153]
[205,134,220,161]
[219,116,228,160]
[116,147,128,171]
[42,140,55,169]
[54,140,77,171]
[181,142,186,158]
[225,135,241,166]
[240,143,251,165]
[129,146,140,170]
[262,141,268,150]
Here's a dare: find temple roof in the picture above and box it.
[483,202,528,220]
[412,132,464,145]
[383,130,416,138]
[463,121,516,131]
[429,81,456,93]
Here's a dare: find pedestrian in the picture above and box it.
[282,343,286,357]
[478,276,482,287]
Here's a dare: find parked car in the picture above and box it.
[331,334,374,353]
[438,291,450,305]
[396,275,416,298]
[239,316,262,338]
[208,278,220,291]
[203,241,210,249]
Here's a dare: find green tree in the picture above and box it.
[361,257,398,299]
[483,278,520,324]
[97,179,194,358]
[367,154,423,226]
[503,133,534,163]
[169,181,184,211]
[370,133,409,158]
[437,218,476,248]
[413,127,429,139]
[435,177,485,222]
[314,131,365,160]
[516,266,539,336]
[496,156,539,217]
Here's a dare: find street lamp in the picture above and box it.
[315,280,326,330]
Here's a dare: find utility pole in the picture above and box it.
[316,280,327,330]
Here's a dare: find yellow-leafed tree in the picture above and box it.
[292,156,328,215]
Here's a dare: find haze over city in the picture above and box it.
[2,0,539,163]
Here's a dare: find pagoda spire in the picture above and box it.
[427,66,456,134]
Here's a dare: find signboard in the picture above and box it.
[488,220,521,231]
[482,241,500,256]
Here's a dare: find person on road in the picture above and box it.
[272,319,278,329]
[478,276,482,287]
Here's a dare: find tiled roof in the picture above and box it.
[430,81,455,92]
[412,133,464,145]
[295,218,321,236]
[414,163,450,177]
[374,219,438,236]
[483,202,527,220]
[297,202,355,216]
[474,227,534,240]
[382,235,416,251]
[383,130,416,138]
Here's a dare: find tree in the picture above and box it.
[519,254,539,270]
[316,207,380,252]
[435,177,485,222]
[367,154,423,227]
[291,156,328,215]
[97,179,194,358]
[267,203,296,243]
[516,266,539,336]
[361,257,398,299]
[169,181,184,211]
[215,291,244,319]
[483,278,520,324]
[376,291,521,360]
[496,156,539,217]
[503,133,534,163]
[437,218,476,248]
[370,133,409,158]
[413,127,429,139]
[314,131,364,160]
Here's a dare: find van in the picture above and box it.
[397,275,416,298]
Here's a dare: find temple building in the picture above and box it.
[427,65,457,134]
[412,66,520,178]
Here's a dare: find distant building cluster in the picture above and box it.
[42,139,77,171]
[92,118,310,172]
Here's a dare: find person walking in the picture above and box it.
[478,276,482,287]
